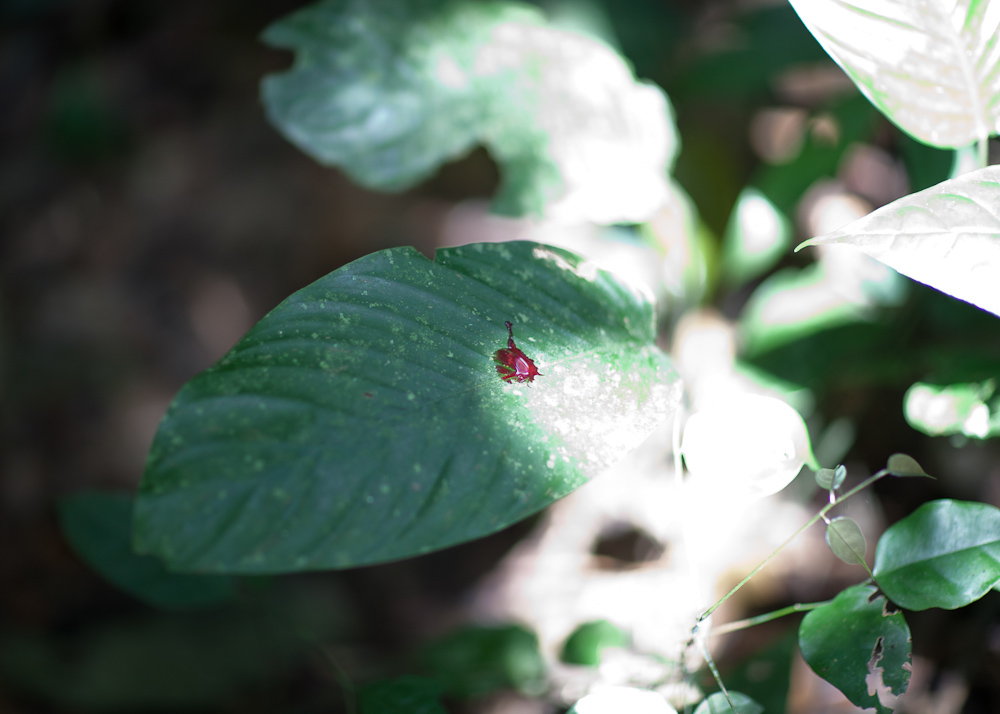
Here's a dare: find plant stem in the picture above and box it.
[697,469,888,624]
[709,600,832,636]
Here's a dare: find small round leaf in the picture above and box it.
[825,516,867,565]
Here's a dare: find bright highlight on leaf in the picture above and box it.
[787,0,1000,147]
[261,0,678,223]
[797,166,1000,318]
[680,394,811,498]
[874,499,1000,610]
[134,242,682,573]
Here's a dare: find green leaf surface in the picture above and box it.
[560,620,628,666]
[815,464,846,491]
[787,0,1000,147]
[825,516,867,565]
[134,241,681,573]
[359,677,447,714]
[874,499,1000,610]
[58,492,234,610]
[885,453,929,478]
[798,584,911,714]
[261,0,678,223]
[419,625,545,698]
[798,165,1000,318]
[693,691,763,714]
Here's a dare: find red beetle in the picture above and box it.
[494,321,542,383]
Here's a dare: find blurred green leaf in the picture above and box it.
[825,516,866,565]
[359,677,447,714]
[788,0,1000,148]
[693,691,763,714]
[134,242,682,573]
[904,379,1000,439]
[261,0,678,223]
[874,499,1000,610]
[420,625,545,698]
[58,491,234,610]
[720,187,791,286]
[720,629,796,714]
[799,584,911,714]
[798,166,1000,318]
[560,620,628,666]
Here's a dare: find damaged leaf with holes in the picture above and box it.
[133,241,682,573]
[799,584,911,714]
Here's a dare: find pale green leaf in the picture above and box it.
[787,0,1000,147]
[826,516,867,565]
[798,165,1000,317]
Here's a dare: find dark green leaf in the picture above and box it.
[134,242,682,573]
[874,499,1000,610]
[419,625,545,698]
[58,492,233,610]
[359,677,446,714]
[261,0,677,222]
[693,691,763,714]
[560,620,628,666]
[798,584,911,714]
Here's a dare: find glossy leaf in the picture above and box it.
[825,516,867,565]
[874,499,1000,610]
[359,677,446,714]
[799,584,911,714]
[134,242,682,573]
[693,691,763,714]
[798,166,1000,317]
[787,0,1000,147]
[261,0,678,223]
[58,492,234,610]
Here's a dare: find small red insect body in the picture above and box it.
[494,321,542,383]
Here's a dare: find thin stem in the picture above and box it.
[700,637,737,713]
[321,647,357,714]
[709,600,832,636]
[697,469,888,624]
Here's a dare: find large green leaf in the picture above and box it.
[134,241,681,573]
[798,584,911,714]
[787,0,1000,147]
[798,165,1000,318]
[58,492,234,610]
[261,0,677,223]
[874,499,1000,610]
